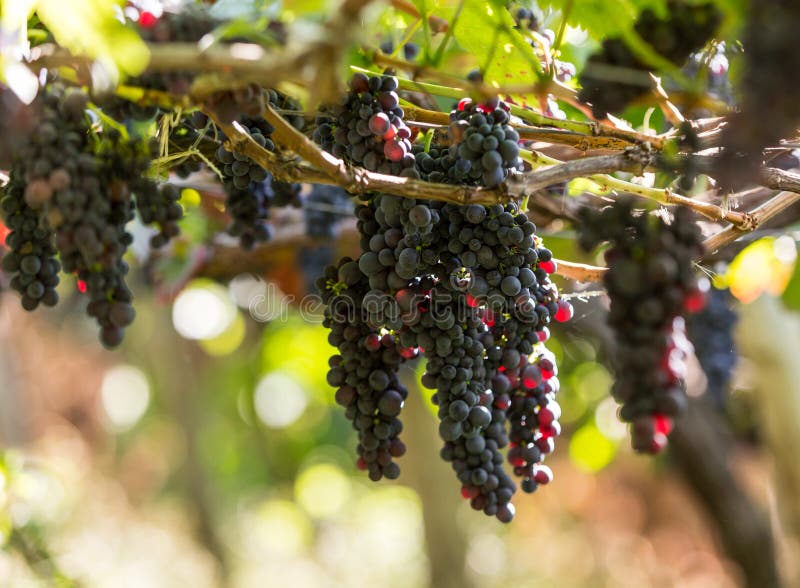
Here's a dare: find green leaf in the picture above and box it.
[538,0,668,39]
[36,0,149,76]
[452,2,542,87]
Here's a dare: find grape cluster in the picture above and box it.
[412,99,522,188]
[320,191,570,521]
[447,99,523,187]
[0,86,95,314]
[215,119,275,249]
[321,255,408,482]
[313,73,417,176]
[578,199,706,453]
[0,174,60,310]
[686,287,737,408]
[133,182,183,248]
[50,125,150,347]
[578,1,722,118]
[0,83,190,346]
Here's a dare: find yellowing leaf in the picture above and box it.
[36,0,149,76]
[724,236,797,304]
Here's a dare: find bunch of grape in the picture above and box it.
[320,192,570,522]
[215,119,275,249]
[49,124,151,347]
[313,73,417,176]
[133,181,183,248]
[412,101,522,188]
[0,173,60,311]
[686,287,737,408]
[578,199,706,453]
[321,257,408,482]
[0,83,189,347]
[447,98,523,187]
[578,1,722,118]
[0,85,96,314]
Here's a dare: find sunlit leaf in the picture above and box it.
[1,0,37,43]
[538,0,668,39]
[36,0,149,76]
[452,2,542,90]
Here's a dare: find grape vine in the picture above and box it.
[0,0,792,531]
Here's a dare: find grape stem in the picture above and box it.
[390,0,449,33]
[518,149,755,228]
[702,168,800,252]
[401,103,623,150]
[350,65,667,149]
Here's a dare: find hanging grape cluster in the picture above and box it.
[322,194,570,521]
[687,287,738,408]
[0,85,175,346]
[413,98,522,187]
[313,73,417,177]
[578,199,706,453]
[315,79,571,520]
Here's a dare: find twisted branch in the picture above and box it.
[205,105,513,205]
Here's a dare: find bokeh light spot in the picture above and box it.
[101,365,151,432]
[254,372,307,428]
[172,281,236,340]
[569,422,618,473]
[295,463,351,519]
